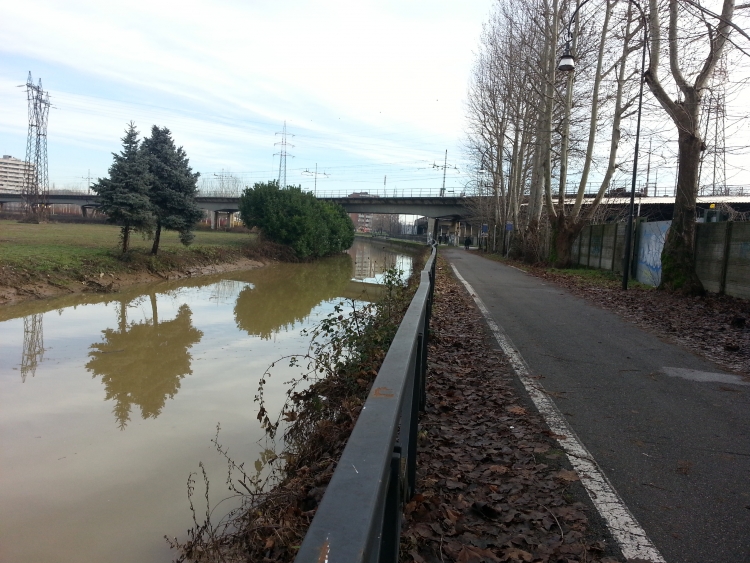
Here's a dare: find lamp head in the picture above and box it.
[558,41,575,72]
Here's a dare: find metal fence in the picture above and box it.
[294,245,437,563]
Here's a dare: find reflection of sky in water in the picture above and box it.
[0,242,414,563]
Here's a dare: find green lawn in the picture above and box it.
[0,220,255,277]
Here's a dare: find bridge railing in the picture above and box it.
[294,244,437,563]
[314,188,465,198]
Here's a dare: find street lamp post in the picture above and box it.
[558,1,590,204]
[558,0,648,290]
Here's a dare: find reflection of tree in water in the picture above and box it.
[234,254,352,340]
[86,294,203,428]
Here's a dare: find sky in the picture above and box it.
[0,0,494,197]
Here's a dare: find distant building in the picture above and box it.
[347,192,375,232]
[0,155,32,192]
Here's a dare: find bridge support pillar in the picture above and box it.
[210,211,218,230]
[82,206,88,218]
[227,212,234,229]
[427,218,437,242]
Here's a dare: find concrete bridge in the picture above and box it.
[319,196,468,217]
[0,193,470,229]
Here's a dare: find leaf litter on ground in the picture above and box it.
[400,257,623,563]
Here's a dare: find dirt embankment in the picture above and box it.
[0,259,263,306]
[0,242,299,307]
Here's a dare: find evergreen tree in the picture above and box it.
[141,126,203,255]
[91,122,153,253]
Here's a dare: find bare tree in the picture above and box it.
[552,1,642,266]
[644,0,737,292]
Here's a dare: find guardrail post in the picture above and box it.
[379,447,402,563]
[420,248,436,411]
[407,331,423,499]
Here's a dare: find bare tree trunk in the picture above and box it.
[644,0,735,293]
[661,124,703,291]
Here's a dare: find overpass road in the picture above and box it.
[444,248,750,563]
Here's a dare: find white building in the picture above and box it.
[0,155,32,192]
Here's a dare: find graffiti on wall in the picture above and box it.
[636,221,671,286]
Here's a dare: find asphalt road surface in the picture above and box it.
[444,248,750,563]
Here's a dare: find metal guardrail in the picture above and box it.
[295,244,437,563]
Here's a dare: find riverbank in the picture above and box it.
[170,247,428,562]
[0,220,290,306]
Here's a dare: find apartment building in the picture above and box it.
[0,155,32,192]
[347,192,374,232]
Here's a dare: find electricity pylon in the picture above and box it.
[20,72,51,220]
[275,122,295,188]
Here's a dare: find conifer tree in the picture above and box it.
[91,122,154,253]
[141,126,203,255]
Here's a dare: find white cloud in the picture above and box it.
[0,0,489,192]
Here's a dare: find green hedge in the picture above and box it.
[238,181,354,258]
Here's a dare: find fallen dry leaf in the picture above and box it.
[400,256,625,563]
[554,469,580,482]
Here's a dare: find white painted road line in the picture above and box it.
[450,263,667,563]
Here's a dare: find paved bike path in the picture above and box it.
[444,248,750,563]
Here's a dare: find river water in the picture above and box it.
[0,238,416,563]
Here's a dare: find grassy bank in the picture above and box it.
[0,220,268,303]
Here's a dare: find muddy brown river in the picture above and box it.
[0,239,416,563]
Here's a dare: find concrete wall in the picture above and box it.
[693,222,750,298]
[574,223,626,273]
[572,220,750,299]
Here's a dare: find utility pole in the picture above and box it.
[302,164,328,196]
[432,150,457,197]
[275,121,294,188]
[82,169,92,194]
[213,169,229,195]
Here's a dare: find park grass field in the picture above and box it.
[0,219,256,282]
